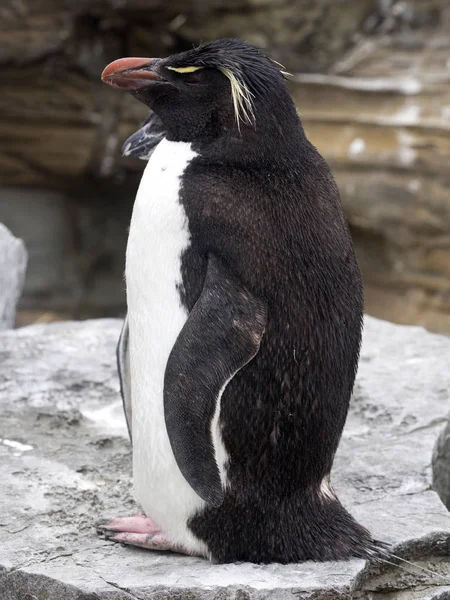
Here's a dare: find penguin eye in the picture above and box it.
[183,71,207,86]
[185,77,204,86]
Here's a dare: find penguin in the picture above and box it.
[99,39,382,564]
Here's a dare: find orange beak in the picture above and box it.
[101,57,164,91]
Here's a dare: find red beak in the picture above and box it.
[101,57,164,91]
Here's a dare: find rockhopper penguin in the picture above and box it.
[99,38,381,564]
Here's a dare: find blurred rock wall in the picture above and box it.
[1,0,449,332]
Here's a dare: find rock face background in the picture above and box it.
[1,0,450,332]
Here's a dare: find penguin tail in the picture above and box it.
[189,485,388,564]
[288,488,387,562]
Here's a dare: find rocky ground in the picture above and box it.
[1,0,450,332]
[0,316,449,599]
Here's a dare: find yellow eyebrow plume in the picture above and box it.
[218,66,255,130]
[167,66,204,73]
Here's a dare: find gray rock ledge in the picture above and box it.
[433,419,450,512]
[0,317,449,599]
[0,223,27,330]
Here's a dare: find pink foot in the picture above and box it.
[100,513,159,535]
[96,512,198,556]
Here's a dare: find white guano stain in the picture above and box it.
[1,439,33,452]
[81,401,129,437]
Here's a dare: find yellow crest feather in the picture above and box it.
[217,67,255,130]
[167,66,204,74]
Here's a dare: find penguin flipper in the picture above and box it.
[164,255,267,507]
[117,314,132,441]
[122,111,166,160]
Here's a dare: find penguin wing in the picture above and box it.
[117,314,132,441]
[164,255,267,507]
[122,111,166,160]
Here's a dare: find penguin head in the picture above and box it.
[102,39,297,145]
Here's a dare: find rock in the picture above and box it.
[0,223,27,330]
[1,0,450,331]
[0,316,449,599]
[288,1,450,335]
[433,419,450,511]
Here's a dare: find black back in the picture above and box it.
[180,128,368,562]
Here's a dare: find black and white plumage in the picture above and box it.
[101,39,382,564]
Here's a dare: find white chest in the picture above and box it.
[125,139,207,554]
[126,138,195,294]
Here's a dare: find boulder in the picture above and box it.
[0,316,449,599]
[0,223,27,330]
[433,419,450,511]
